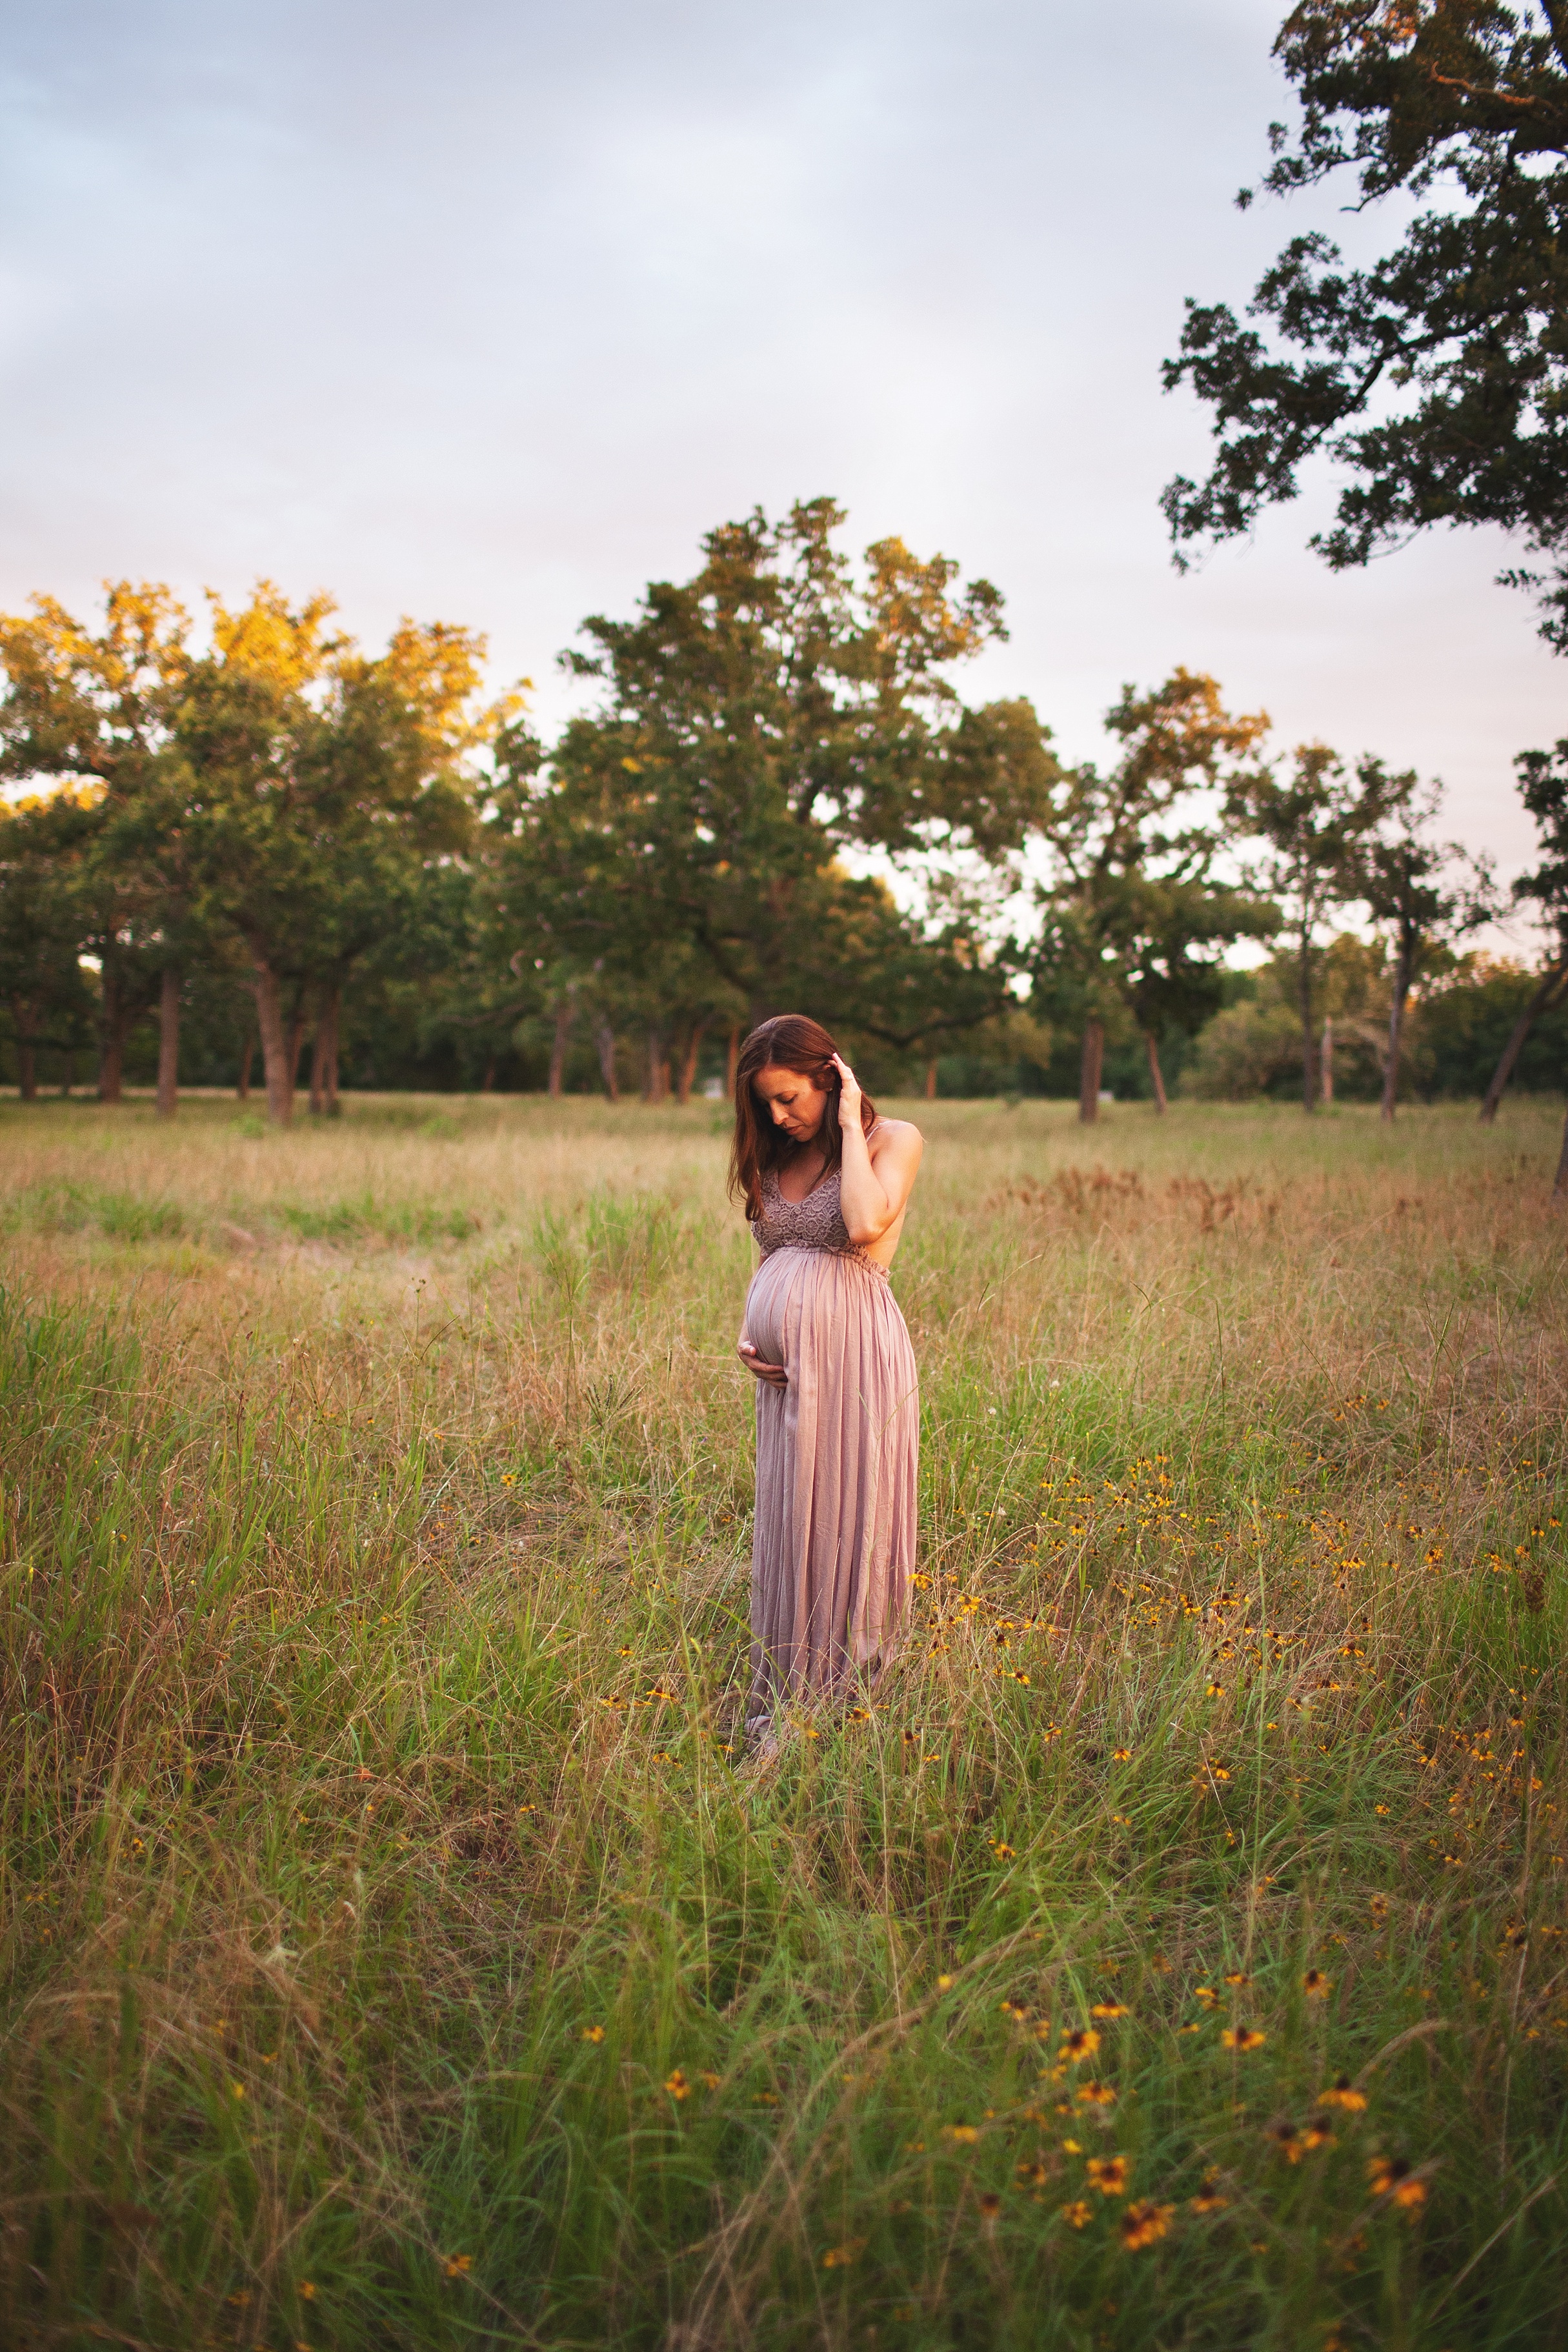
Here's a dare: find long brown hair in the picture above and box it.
[728,1014,878,1223]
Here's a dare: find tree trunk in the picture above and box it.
[1321,1016,1334,1106]
[59,1053,75,1098]
[1381,941,1416,1122]
[309,1005,328,1114]
[1480,960,1568,1123]
[17,1035,37,1101]
[325,1002,340,1116]
[596,1021,619,1102]
[676,1016,709,1105]
[1144,1032,1167,1114]
[310,985,341,1116]
[250,960,295,1126]
[645,1025,668,1102]
[1078,1020,1104,1125]
[548,1000,574,1099]
[156,966,180,1119]
[481,1060,496,1093]
[726,1025,741,1103]
[925,1056,939,1102]
[237,1034,255,1101]
[1554,1105,1568,1207]
[96,1030,125,1102]
[1299,949,1317,1114]
[307,987,338,1115]
[97,967,127,1103]
[287,1000,309,1100]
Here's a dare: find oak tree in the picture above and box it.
[1360,775,1494,1117]
[485,501,1058,1078]
[0,584,195,1100]
[0,791,99,1098]
[1227,745,1406,1110]
[1478,739,1568,1148]
[177,588,492,1123]
[1029,670,1273,1121]
[1163,2,1568,647]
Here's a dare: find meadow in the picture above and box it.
[2,1087,1566,2352]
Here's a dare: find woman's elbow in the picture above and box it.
[845,1212,892,1246]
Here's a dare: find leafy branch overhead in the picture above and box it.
[1162,1,1568,647]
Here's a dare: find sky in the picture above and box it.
[1,0,1561,941]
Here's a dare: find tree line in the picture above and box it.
[12,7,1568,1175]
[3,499,1565,1181]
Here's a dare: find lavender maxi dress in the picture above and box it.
[742,1147,919,1727]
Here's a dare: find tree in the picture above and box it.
[807,874,1020,1089]
[0,791,99,1098]
[1163,2,1568,648]
[389,856,550,1096]
[0,583,196,1100]
[481,711,747,1102]
[483,501,1058,1074]
[298,619,498,1114]
[1227,746,1404,1110]
[177,588,495,1124]
[1418,951,1568,1096]
[1478,738,1568,1134]
[1121,874,1281,1112]
[1183,931,1402,1098]
[1360,775,1494,1117]
[1029,670,1273,1122]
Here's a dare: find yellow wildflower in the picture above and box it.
[1120,2200,1174,2249]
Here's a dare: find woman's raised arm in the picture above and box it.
[831,1054,923,1245]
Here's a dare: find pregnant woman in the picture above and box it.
[731,1014,923,1751]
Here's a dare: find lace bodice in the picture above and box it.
[751,1153,882,1269]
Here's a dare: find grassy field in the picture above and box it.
[2,1088,1566,2352]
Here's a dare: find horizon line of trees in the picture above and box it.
[3,502,1567,1191]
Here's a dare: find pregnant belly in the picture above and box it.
[744,1253,798,1367]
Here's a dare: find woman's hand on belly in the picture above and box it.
[738,1340,787,1388]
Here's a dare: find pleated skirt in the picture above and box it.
[743,1242,919,1722]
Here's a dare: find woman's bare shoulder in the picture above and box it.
[870,1116,923,1154]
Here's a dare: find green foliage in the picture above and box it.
[0,791,101,1096]
[479,500,1053,1077]
[1420,955,1568,1094]
[1513,735,1568,953]
[0,536,1552,1120]
[1029,669,1275,1056]
[0,581,503,1123]
[1163,1,1568,647]
[1184,936,1391,1100]
[1226,747,1407,1111]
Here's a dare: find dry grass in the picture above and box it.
[1,1089,1565,2351]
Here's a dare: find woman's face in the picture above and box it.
[752,1062,829,1143]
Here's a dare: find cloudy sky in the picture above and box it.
[1,0,1560,925]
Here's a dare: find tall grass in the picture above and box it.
[1,1092,1565,2349]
